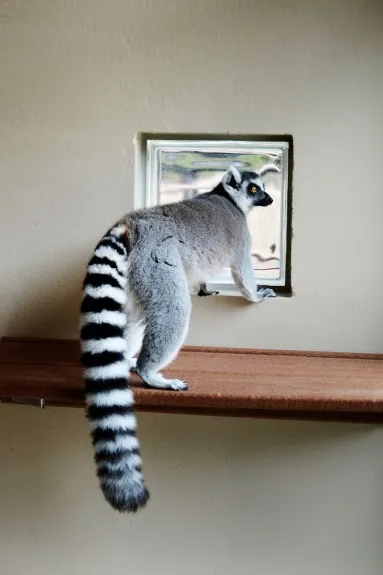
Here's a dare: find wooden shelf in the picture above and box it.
[0,337,382,423]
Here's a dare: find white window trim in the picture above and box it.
[134,134,290,297]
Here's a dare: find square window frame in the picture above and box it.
[134,132,293,297]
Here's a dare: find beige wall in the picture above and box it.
[1,1,382,573]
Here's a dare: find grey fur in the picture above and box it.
[122,167,276,387]
[80,167,275,512]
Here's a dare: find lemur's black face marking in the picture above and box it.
[221,167,274,213]
[247,181,273,207]
[241,171,273,207]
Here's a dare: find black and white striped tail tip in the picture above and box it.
[101,482,150,513]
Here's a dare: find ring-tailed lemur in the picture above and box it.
[80,166,276,513]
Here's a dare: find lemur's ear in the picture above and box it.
[229,165,241,184]
[222,165,241,191]
[258,163,281,177]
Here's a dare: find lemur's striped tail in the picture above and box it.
[80,225,149,512]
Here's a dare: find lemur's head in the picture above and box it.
[222,165,278,214]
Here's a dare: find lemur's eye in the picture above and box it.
[251,186,257,194]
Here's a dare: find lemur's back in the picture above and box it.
[123,189,248,289]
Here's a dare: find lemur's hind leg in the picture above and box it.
[125,319,145,372]
[136,294,190,390]
[124,286,146,372]
[132,254,191,391]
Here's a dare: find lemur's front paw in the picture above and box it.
[257,288,276,300]
[250,288,276,302]
[198,289,219,297]
[197,283,219,297]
